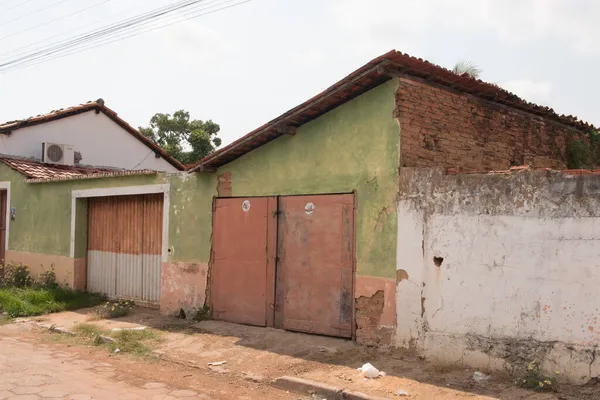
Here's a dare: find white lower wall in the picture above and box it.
[396,168,600,384]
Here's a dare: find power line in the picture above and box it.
[0,0,205,66]
[0,0,73,27]
[0,0,37,14]
[0,0,159,57]
[0,0,113,43]
[3,0,250,72]
[2,0,250,72]
[0,0,250,72]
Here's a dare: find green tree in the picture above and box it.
[452,60,482,79]
[139,110,221,165]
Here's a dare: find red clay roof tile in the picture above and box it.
[0,155,156,183]
[189,50,595,171]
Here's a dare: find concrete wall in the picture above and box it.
[216,80,400,344]
[0,111,178,172]
[395,77,586,171]
[396,167,600,383]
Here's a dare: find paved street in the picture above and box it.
[0,336,212,400]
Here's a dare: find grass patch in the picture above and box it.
[108,329,163,356]
[71,323,163,356]
[0,287,106,317]
[74,322,106,338]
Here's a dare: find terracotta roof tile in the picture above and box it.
[0,155,156,183]
[0,99,185,171]
[189,50,596,171]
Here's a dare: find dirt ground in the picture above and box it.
[16,307,600,400]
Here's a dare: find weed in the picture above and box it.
[0,262,32,288]
[34,266,57,288]
[193,305,211,321]
[517,360,558,392]
[108,329,162,356]
[74,322,106,338]
[0,287,106,317]
[96,300,135,319]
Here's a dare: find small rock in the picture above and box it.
[396,389,409,396]
[97,335,115,344]
[473,371,490,383]
[114,348,120,353]
[50,326,76,336]
[242,372,264,383]
[111,327,147,332]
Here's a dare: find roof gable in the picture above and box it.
[190,50,595,171]
[0,100,185,171]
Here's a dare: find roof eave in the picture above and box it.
[188,59,393,172]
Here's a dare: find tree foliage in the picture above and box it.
[139,110,221,165]
[452,60,482,79]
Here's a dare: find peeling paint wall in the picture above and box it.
[0,164,216,314]
[397,167,600,383]
[216,80,400,343]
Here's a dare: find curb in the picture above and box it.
[272,376,390,400]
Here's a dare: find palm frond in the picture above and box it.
[452,60,482,79]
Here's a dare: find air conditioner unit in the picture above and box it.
[42,142,75,166]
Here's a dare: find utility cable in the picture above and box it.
[0,0,73,27]
[0,0,37,14]
[0,0,249,71]
[0,0,113,43]
[1,0,250,72]
[0,0,205,66]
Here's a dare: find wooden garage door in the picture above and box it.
[211,197,276,326]
[87,194,163,304]
[275,194,354,338]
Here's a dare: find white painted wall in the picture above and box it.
[396,168,600,383]
[0,111,178,172]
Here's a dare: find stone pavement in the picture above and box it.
[0,336,210,400]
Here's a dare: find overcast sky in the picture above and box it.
[0,0,598,147]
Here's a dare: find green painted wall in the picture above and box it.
[0,79,399,278]
[167,173,216,263]
[0,166,215,264]
[218,80,399,279]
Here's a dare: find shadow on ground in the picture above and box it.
[39,307,598,400]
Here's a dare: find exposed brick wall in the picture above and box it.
[395,77,585,171]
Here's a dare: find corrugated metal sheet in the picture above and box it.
[87,251,117,297]
[87,194,163,303]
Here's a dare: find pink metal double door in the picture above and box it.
[211,194,354,338]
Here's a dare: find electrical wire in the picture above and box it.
[0,0,37,14]
[0,0,250,72]
[3,1,250,72]
[0,0,160,57]
[0,0,113,43]
[0,0,73,27]
[0,0,205,66]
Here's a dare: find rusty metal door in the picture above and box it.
[211,197,276,327]
[87,194,163,304]
[0,190,6,264]
[276,194,354,338]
